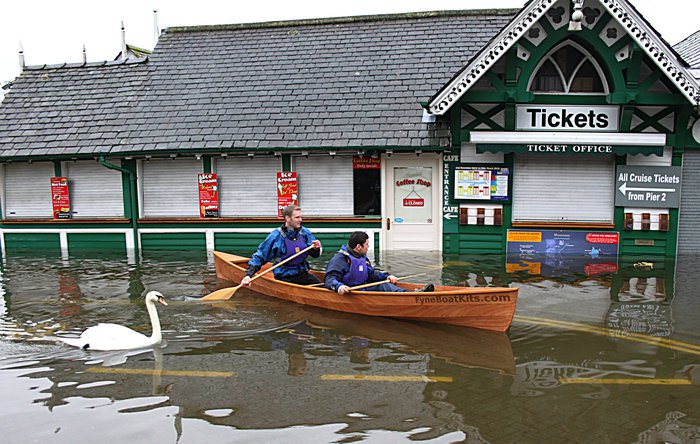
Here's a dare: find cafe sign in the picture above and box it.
[516,105,619,132]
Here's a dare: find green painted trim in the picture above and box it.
[67,232,127,253]
[4,232,60,252]
[99,157,139,256]
[53,160,62,177]
[141,232,207,250]
[203,156,212,173]
[282,154,292,172]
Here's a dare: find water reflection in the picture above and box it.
[1,250,700,443]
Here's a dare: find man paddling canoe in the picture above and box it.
[241,205,322,286]
[324,231,434,294]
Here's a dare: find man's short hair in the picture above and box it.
[282,205,302,218]
[348,231,369,249]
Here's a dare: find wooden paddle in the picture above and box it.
[347,273,425,292]
[201,245,315,301]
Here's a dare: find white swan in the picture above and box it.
[59,291,168,351]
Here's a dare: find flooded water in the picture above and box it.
[1,249,700,443]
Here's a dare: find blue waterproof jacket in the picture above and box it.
[246,226,320,278]
[324,245,389,293]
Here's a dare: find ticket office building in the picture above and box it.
[430,0,700,257]
[1,0,699,258]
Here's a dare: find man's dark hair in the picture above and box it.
[348,231,369,249]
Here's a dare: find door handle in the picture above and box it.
[387,218,391,230]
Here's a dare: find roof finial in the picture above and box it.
[568,0,584,32]
[153,10,160,46]
[121,20,127,60]
[18,41,25,72]
[82,44,87,64]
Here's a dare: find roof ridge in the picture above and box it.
[165,8,519,33]
[23,57,149,71]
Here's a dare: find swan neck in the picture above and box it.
[146,297,162,343]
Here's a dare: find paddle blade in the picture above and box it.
[201,285,241,301]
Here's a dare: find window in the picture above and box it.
[529,41,608,94]
[292,155,381,217]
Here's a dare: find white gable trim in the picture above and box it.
[598,0,700,105]
[428,0,700,116]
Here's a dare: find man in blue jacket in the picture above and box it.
[325,231,433,294]
[241,205,322,286]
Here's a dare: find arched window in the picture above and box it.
[528,41,608,94]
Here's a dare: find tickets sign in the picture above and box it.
[277,172,298,217]
[50,177,71,219]
[198,173,219,218]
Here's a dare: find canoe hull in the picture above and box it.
[213,251,518,332]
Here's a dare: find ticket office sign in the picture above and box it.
[454,165,510,201]
[277,172,298,217]
[50,177,71,219]
[198,173,219,218]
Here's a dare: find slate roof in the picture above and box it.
[0,59,149,158]
[674,29,700,69]
[0,10,515,158]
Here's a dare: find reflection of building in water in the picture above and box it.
[634,411,700,444]
[617,277,667,303]
[510,360,656,397]
[606,303,673,337]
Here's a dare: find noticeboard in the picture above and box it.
[615,165,681,208]
[506,229,619,277]
[454,165,510,201]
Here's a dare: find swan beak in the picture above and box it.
[158,296,168,306]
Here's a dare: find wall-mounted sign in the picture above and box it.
[506,229,619,277]
[353,157,381,169]
[516,105,619,132]
[277,171,298,217]
[454,165,509,201]
[198,173,219,218]
[614,165,681,208]
[507,230,619,255]
[394,167,432,223]
[50,177,71,219]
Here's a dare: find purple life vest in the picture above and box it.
[281,229,308,266]
[341,246,370,287]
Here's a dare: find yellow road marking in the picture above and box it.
[560,378,691,385]
[86,367,234,378]
[320,374,452,382]
[514,315,700,357]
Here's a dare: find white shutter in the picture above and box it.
[4,162,54,218]
[140,158,201,217]
[293,155,353,216]
[215,156,279,216]
[63,161,124,218]
[512,154,614,223]
[679,150,700,254]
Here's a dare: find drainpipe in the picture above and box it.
[99,156,139,255]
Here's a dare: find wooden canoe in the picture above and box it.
[213,251,518,332]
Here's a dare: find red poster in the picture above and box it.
[277,172,298,217]
[353,157,381,169]
[198,173,219,218]
[50,177,71,219]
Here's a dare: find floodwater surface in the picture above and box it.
[1,250,699,443]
